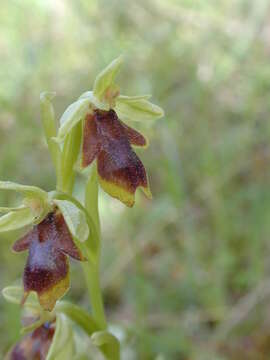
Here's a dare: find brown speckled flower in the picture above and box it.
[82,109,152,207]
[12,210,85,311]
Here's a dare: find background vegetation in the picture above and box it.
[1,0,270,358]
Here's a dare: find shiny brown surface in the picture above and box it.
[82,109,149,204]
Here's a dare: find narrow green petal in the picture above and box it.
[93,56,123,100]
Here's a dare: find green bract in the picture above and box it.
[93,56,123,101]
[47,314,75,360]
[53,199,89,243]
[91,330,120,360]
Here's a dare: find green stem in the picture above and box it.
[56,161,107,330]
[82,261,107,330]
[83,165,107,330]
[52,105,106,331]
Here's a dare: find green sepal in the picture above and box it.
[0,181,48,202]
[0,181,51,224]
[91,331,120,360]
[53,199,89,243]
[93,56,123,101]
[0,207,35,233]
[57,98,91,142]
[2,286,40,311]
[0,206,26,214]
[117,94,152,101]
[115,96,164,122]
[46,314,75,360]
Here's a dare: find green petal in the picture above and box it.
[47,314,75,360]
[53,199,89,243]
[91,331,120,360]
[0,207,35,233]
[93,56,123,101]
[57,98,91,142]
[115,96,164,122]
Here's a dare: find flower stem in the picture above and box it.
[82,261,107,330]
[83,164,107,330]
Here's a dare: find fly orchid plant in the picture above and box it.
[1,57,164,359]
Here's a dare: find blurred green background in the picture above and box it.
[1,0,270,358]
